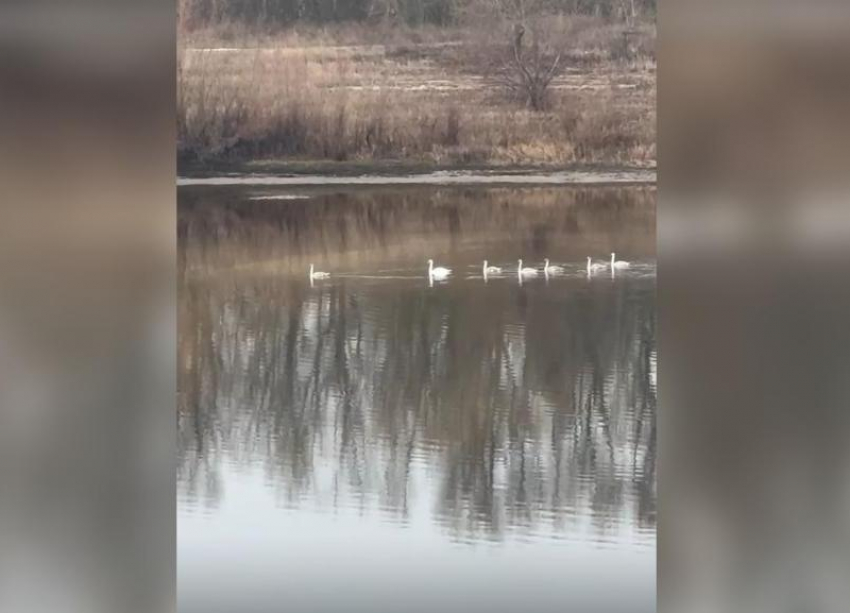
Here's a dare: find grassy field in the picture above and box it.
[177,19,655,172]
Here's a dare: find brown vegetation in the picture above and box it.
[177,11,655,170]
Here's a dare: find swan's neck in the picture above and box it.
[611,254,615,265]
[428,261,433,274]
[310,264,314,277]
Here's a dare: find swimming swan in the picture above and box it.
[586,256,607,274]
[611,253,631,269]
[428,259,452,280]
[309,264,330,280]
[483,260,503,275]
[543,259,565,275]
[517,259,539,277]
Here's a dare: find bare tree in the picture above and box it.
[479,0,564,111]
[496,20,562,110]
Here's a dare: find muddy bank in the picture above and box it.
[178,161,656,186]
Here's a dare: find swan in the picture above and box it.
[517,259,539,277]
[428,259,452,280]
[611,253,630,269]
[543,258,565,275]
[483,260,502,275]
[309,264,330,280]
[586,256,607,274]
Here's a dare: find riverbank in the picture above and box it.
[178,157,655,178]
[178,19,655,170]
[177,161,656,186]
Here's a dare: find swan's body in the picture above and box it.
[611,253,630,269]
[309,264,330,280]
[428,259,452,280]
[543,259,565,275]
[517,259,539,277]
[483,260,503,275]
[586,256,607,274]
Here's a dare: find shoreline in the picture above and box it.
[178,162,656,187]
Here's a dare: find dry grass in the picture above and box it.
[177,19,655,169]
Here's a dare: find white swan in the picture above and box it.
[611,253,630,269]
[517,259,539,277]
[309,263,330,280]
[543,258,565,275]
[483,260,502,275]
[586,256,607,275]
[428,259,452,280]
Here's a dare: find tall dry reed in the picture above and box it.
[177,20,655,167]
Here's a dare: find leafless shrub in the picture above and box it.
[461,1,567,111]
[491,21,562,110]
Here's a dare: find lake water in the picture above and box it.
[178,184,656,613]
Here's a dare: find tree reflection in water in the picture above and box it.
[178,186,656,544]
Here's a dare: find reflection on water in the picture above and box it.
[178,186,656,613]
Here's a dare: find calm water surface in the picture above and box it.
[178,185,656,613]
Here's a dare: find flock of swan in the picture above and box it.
[310,253,632,284]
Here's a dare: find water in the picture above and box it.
[178,185,656,613]
[176,168,655,187]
